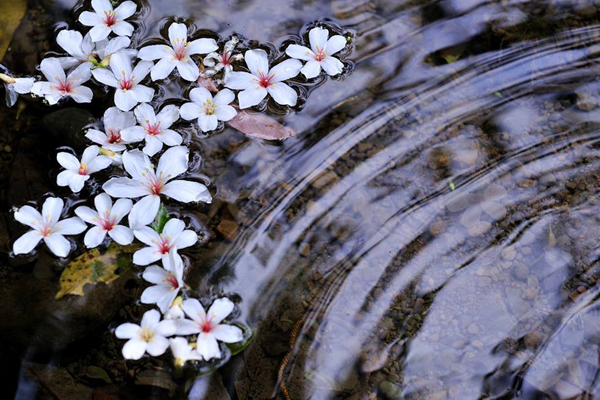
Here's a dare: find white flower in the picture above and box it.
[75,193,134,248]
[225,49,301,109]
[13,197,86,257]
[285,27,346,79]
[85,106,136,165]
[92,52,154,112]
[57,146,112,193]
[79,0,137,42]
[56,29,133,70]
[102,146,212,229]
[180,88,236,132]
[120,103,182,156]
[176,298,243,360]
[165,297,185,319]
[115,309,177,360]
[137,22,218,82]
[170,337,203,367]
[31,58,93,105]
[0,73,34,107]
[203,36,240,77]
[141,250,185,312]
[133,219,197,266]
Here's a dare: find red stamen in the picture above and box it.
[119,72,134,91]
[78,162,88,175]
[157,238,171,254]
[314,47,326,62]
[200,318,214,333]
[56,79,72,94]
[103,11,118,27]
[258,72,275,88]
[145,122,162,136]
[107,129,122,144]
[165,275,179,289]
[99,212,116,231]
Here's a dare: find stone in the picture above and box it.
[379,381,401,400]
[41,108,96,149]
[217,219,238,241]
[501,246,516,261]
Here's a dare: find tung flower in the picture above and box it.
[120,103,182,156]
[92,52,154,112]
[170,337,203,367]
[285,27,347,79]
[0,73,34,107]
[133,219,197,265]
[177,298,243,360]
[180,88,236,132]
[86,106,137,154]
[203,36,240,77]
[225,49,301,109]
[141,250,185,312]
[138,22,218,82]
[13,197,86,257]
[79,0,137,42]
[75,193,134,248]
[56,29,132,70]
[115,309,177,360]
[102,146,212,229]
[31,58,93,105]
[57,146,111,193]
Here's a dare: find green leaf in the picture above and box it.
[449,181,456,191]
[55,243,137,299]
[152,204,170,234]
[225,322,254,355]
[443,54,460,64]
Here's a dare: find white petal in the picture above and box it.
[269,59,302,83]
[285,44,315,61]
[168,23,188,46]
[134,102,157,125]
[180,102,202,121]
[182,298,206,322]
[85,129,108,146]
[67,62,92,86]
[189,87,212,104]
[238,87,267,109]
[44,234,71,257]
[68,174,89,193]
[84,226,108,248]
[129,195,160,229]
[12,78,35,94]
[54,217,87,235]
[325,35,347,55]
[115,322,140,339]
[14,206,42,229]
[122,149,153,181]
[213,88,234,106]
[78,11,103,27]
[301,60,322,79]
[89,24,112,42]
[114,1,137,19]
[267,82,297,106]
[42,197,64,224]
[130,84,154,103]
[120,126,146,142]
[142,135,163,156]
[138,44,173,61]
[215,105,236,122]
[225,71,257,90]
[142,265,169,284]
[159,129,183,146]
[132,61,154,83]
[75,206,98,224]
[176,59,199,82]
[102,36,131,58]
[187,38,218,55]
[111,21,134,37]
[110,52,132,80]
[244,49,269,76]
[115,90,138,112]
[56,30,86,59]
[198,114,218,132]
[133,246,161,266]
[175,319,199,335]
[69,85,93,103]
[155,319,177,336]
[212,324,243,343]
[13,231,42,255]
[150,58,176,81]
[103,177,148,198]
[94,193,113,215]
[108,225,134,244]
[157,105,179,128]
[91,0,113,13]
[162,251,183,276]
[87,155,112,173]
[309,27,329,54]
[173,230,197,249]
[162,180,212,203]
[157,146,188,181]
[92,68,118,87]
[321,57,344,76]
[134,226,161,246]
[141,309,161,329]
[111,198,133,222]
[141,284,172,306]
[207,298,235,325]
[197,332,221,360]
[161,218,185,238]
[122,339,146,360]
[81,145,100,164]
[56,152,80,170]
[57,170,76,187]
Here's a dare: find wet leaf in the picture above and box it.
[443,54,460,64]
[152,204,170,234]
[55,243,136,299]
[197,77,218,93]
[0,0,27,61]
[227,110,296,140]
[225,322,254,355]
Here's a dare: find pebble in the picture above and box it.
[378,381,401,400]
[512,264,529,281]
[467,324,480,334]
[502,246,516,261]
[478,277,492,287]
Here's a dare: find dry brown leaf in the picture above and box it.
[227,110,296,140]
[0,0,27,61]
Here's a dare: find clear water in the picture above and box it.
[5,0,600,399]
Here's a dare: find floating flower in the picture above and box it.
[57,146,112,193]
[13,197,86,257]
[102,146,212,229]
[56,29,132,70]
[31,58,93,105]
[120,103,182,156]
[85,107,137,156]
[0,73,34,107]
[177,298,243,360]
[225,49,302,109]
[115,309,177,360]
[137,22,218,82]
[134,219,197,265]
[203,36,241,77]
[92,52,154,112]
[180,88,236,132]
[79,0,137,42]
[75,193,134,248]
[170,337,203,367]
[285,27,346,79]
[141,250,185,312]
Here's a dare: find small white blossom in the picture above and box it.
[137,22,218,82]
[225,49,301,109]
[102,146,212,229]
[165,296,185,319]
[75,193,134,248]
[170,337,203,367]
[92,52,154,112]
[203,36,240,77]
[0,73,34,107]
[13,197,86,257]
[79,0,137,42]
[285,27,346,79]
[141,250,185,312]
[133,219,197,266]
[56,29,133,70]
[180,88,236,132]
[57,146,112,193]
[85,107,137,165]
[115,309,177,360]
[120,103,182,156]
[176,298,243,360]
[31,58,93,105]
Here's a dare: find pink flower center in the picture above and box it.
[155,237,172,254]
[165,274,179,289]
[103,10,118,27]
[144,172,165,195]
[314,47,326,62]
[172,39,188,61]
[145,121,162,136]
[200,318,214,333]
[118,71,134,91]
[98,212,117,231]
[56,78,73,94]
[107,129,122,144]
[221,50,232,67]
[40,221,53,237]
[78,162,88,175]
[257,72,275,88]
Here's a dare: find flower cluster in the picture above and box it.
[4,0,352,370]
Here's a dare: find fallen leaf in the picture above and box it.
[197,77,218,92]
[151,204,170,234]
[0,0,27,61]
[227,110,296,140]
[55,243,136,299]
